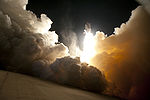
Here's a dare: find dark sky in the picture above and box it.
[27,0,139,43]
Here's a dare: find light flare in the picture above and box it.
[80,30,96,63]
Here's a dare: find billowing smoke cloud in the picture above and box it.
[1,0,150,99]
[0,0,69,72]
[90,6,150,100]
[32,56,106,92]
[0,0,106,94]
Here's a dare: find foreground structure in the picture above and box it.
[0,70,118,100]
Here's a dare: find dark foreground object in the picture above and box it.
[0,70,119,100]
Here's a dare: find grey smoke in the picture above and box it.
[0,0,69,72]
[0,0,106,94]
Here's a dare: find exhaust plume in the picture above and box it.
[0,0,107,95]
[90,6,150,100]
[33,56,106,92]
[1,0,150,100]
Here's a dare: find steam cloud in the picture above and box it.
[33,56,106,92]
[0,0,69,72]
[90,6,150,100]
[0,0,106,94]
[0,0,150,100]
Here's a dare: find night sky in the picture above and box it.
[27,0,139,43]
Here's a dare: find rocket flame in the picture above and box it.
[80,30,96,63]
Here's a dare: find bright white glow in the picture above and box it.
[80,30,96,63]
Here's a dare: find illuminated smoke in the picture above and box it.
[137,0,150,14]
[0,0,69,72]
[33,56,106,92]
[60,30,81,57]
[1,0,150,99]
[90,6,150,100]
[0,0,106,94]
